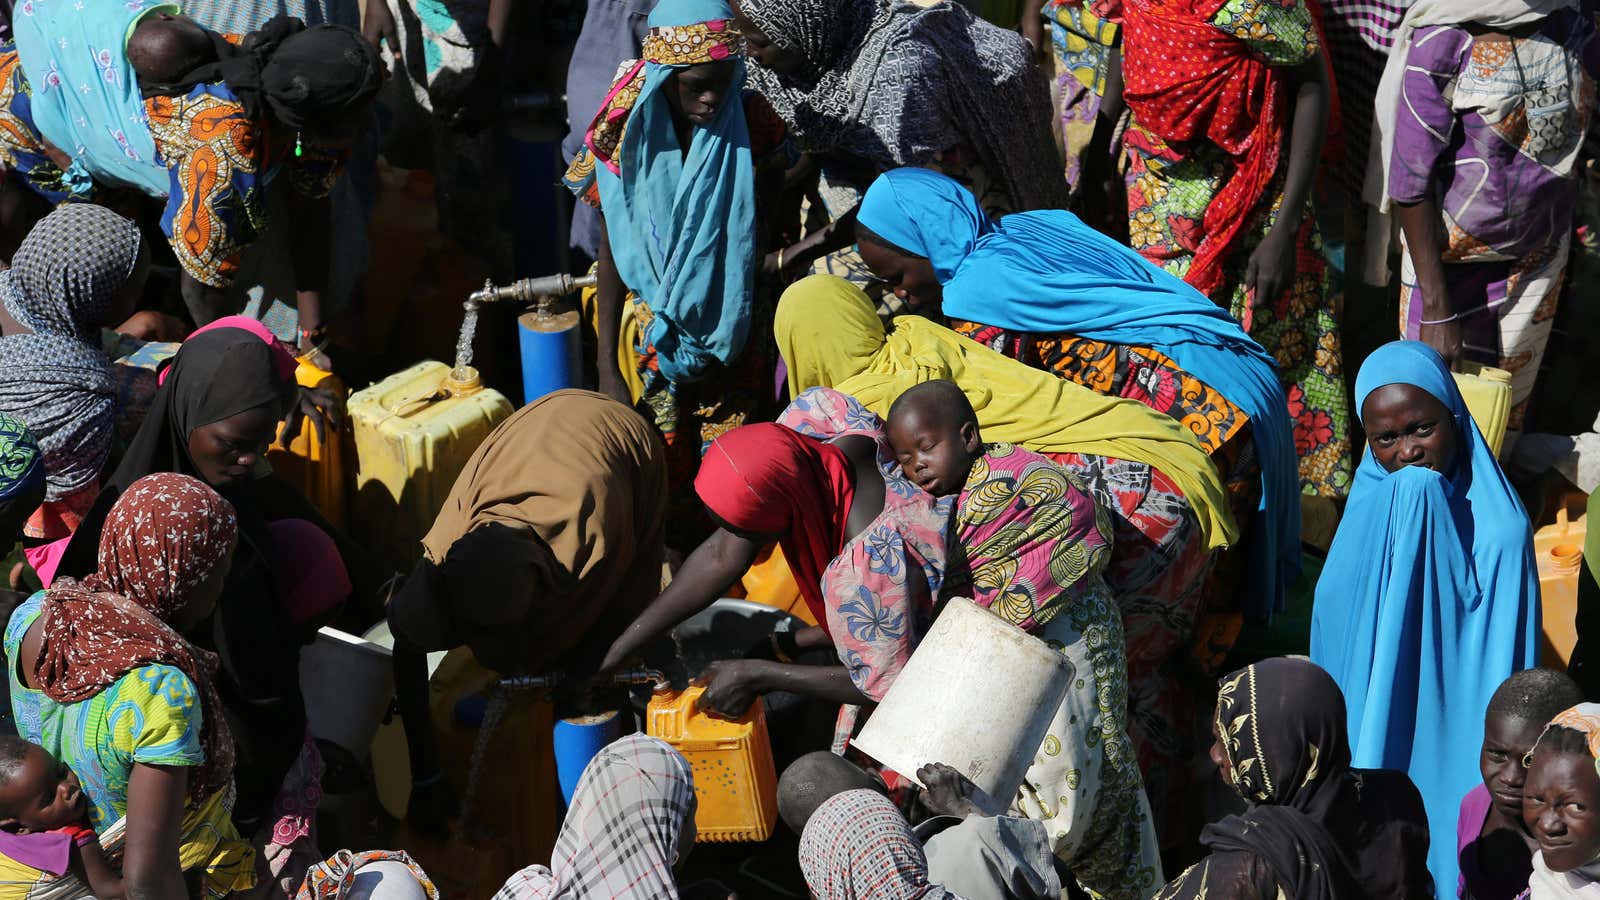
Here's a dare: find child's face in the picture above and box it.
[887,404,981,498]
[1524,751,1600,873]
[1482,713,1545,825]
[0,747,85,833]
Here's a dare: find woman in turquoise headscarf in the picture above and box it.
[565,0,793,543]
[1310,340,1539,895]
[851,167,1296,625]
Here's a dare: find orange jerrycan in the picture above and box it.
[646,684,778,842]
[740,543,817,626]
[269,360,350,531]
[1535,506,1587,667]
[349,362,514,573]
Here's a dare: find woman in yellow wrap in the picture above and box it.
[776,273,1234,847]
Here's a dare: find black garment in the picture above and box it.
[1156,658,1435,900]
[57,328,305,829]
[142,16,381,132]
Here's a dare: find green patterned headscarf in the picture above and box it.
[0,412,43,503]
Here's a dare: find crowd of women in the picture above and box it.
[0,0,1595,894]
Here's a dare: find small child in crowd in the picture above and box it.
[1521,703,1600,897]
[0,736,120,899]
[1459,668,1584,899]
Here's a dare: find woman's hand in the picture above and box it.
[1244,230,1297,309]
[694,659,770,719]
[362,0,399,49]
[282,385,345,445]
[917,762,986,819]
[116,311,188,342]
[1419,318,1463,371]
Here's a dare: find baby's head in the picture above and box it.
[1481,668,1583,826]
[777,751,886,836]
[886,380,983,498]
[0,737,86,833]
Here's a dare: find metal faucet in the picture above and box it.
[493,667,667,695]
[465,273,599,311]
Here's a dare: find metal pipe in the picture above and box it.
[495,673,564,693]
[466,272,598,308]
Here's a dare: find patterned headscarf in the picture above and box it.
[0,205,141,501]
[1539,703,1600,777]
[1203,658,1358,900]
[739,0,1067,214]
[35,473,238,801]
[798,789,963,899]
[491,735,695,899]
[0,412,44,504]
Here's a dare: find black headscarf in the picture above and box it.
[1203,658,1363,900]
[57,327,307,828]
[143,16,382,132]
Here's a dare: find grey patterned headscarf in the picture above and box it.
[742,0,1068,213]
[0,204,141,501]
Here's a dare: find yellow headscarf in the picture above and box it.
[775,275,1237,549]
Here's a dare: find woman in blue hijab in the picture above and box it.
[1311,340,1539,894]
[564,0,792,545]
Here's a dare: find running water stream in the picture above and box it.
[451,303,480,382]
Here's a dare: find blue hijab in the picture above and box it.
[1310,341,1538,895]
[856,167,1298,621]
[594,0,755,385]
[13,0,175,197]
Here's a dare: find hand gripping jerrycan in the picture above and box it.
[349,362,513,573]
[268,359,351,531]
[646,683,779,842]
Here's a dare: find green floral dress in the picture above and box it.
[1123,0,1352,498]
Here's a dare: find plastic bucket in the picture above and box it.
[299,627,396,760]
[851,598,1073,814]
[553,711,622,806]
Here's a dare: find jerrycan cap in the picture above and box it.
[443,366,483,396]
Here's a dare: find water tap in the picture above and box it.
[466,273,599,308]
[612,668,669,692]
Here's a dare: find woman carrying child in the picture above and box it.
[6,473,255,898]
[774,273,1235,847]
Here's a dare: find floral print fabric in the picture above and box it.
[1123,0,1352,498]
[776,387,952,701]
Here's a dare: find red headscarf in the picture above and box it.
[1121,0,1285,301]
[35,473,238,801]
[695,424,855,631]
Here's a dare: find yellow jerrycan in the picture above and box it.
[268,359,351,531]
[349,362,513,573]
[646,684,779,842]
[1451,364,1513,457]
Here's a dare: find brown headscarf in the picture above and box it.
[36,472,238,801]
[391,390,667,674]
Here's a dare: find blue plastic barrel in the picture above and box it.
[518,309,581,405]
[552,711,622,806]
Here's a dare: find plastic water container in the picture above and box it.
[1535,506,1587,667]
[646,684,778,842]
[269,360,350,531]
[299,627,395,760]
[738,544,818,626]
[852,598,1073,815]
[349,362,513,573]
[1453,365,1513,457]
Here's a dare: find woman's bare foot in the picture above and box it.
[917,762,985,818]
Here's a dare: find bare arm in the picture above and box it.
[178,272,231,327]
[122,764,187,900]
[1020,0,1049,63]
[594,215,631,404]
[76,838,125,900]
[773,205,857,280]
[695,658,869,718]
[1243,52,1328,306]
[1396,198,1461,366]
[600,528,760,672]
[287,190,333,365]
